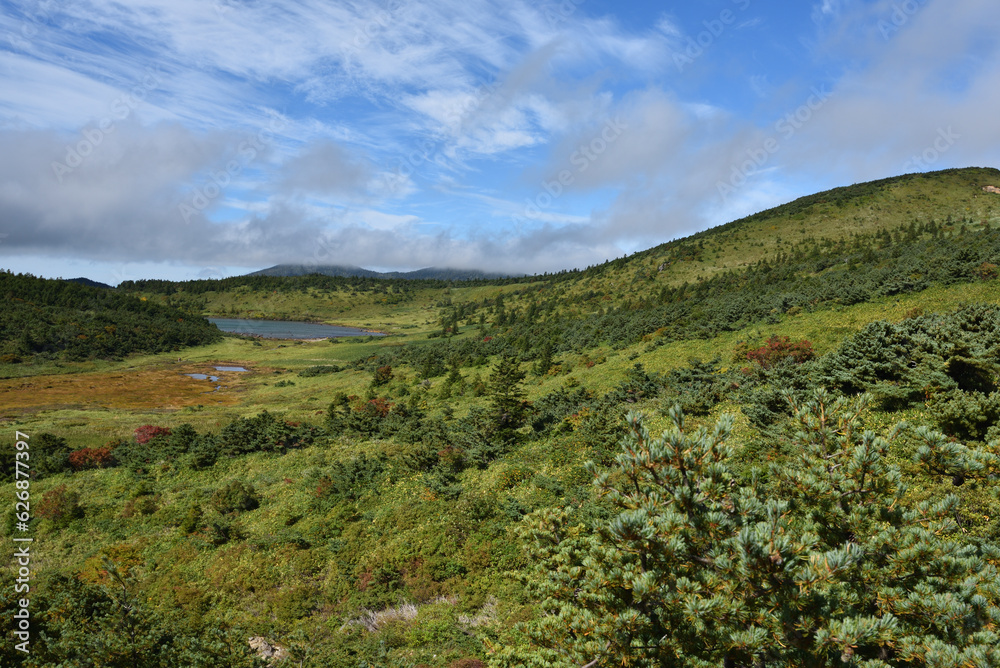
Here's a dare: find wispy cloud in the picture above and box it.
[0,0,998,283]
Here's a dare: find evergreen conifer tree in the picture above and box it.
[488,353,529,445]
[499,390,1000,667]
[534,342,555,376]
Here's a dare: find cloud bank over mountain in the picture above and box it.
[1,0,998,283]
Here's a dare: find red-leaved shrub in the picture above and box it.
[134,425,171,444]
[315,477,334,499]
[360,397,393,418]
[372,365,394,386]
[37,484,83,525]
[68,446,115,471]
[448,660,485,668]
[746,335,815,369]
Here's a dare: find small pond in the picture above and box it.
[184,366,247,392]
[208,318,384,340]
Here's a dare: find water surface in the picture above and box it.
[208,318,383,339]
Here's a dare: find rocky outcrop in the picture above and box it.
[249,637,288,663]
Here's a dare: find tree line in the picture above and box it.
[0,271,222,363]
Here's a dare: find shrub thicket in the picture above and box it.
[504,393,1000,667]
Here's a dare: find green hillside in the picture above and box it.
[4,168,1000,667]
[636,166,1000,284]
[247,264,515,281]
[0,270,222,366]
[119,167,1000,336]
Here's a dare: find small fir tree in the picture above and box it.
[488,353,529,445]
[500,390,1000,667]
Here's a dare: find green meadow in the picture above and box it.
[4,167,1000,667]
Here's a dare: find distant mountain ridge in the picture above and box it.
[246,264,516,281]
[66,277,113,290]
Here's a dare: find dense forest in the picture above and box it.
[118,269,531,297]
[0,271,222,364]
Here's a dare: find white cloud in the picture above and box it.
[278,141,373,199]
[0,52,171,129]
[655,16,683,39]
[354,210,422,231]
[1,0,999,280]
[749,75,770,98]
[600,0,1000,243]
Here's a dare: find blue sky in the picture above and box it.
[0,0,998,284]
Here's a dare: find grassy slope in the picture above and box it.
[13,276,1000,665]
[4,167,1000,665]
[9,167,1000,479]
[133,167,1000,333]
[636,166,1000,284]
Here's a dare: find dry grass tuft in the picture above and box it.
[341,602,419,632]
[0,362,248,415]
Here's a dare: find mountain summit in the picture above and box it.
[246,264,516,281]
